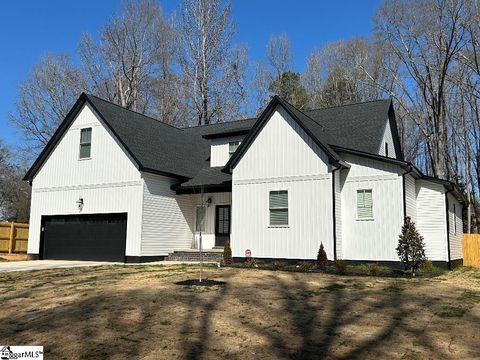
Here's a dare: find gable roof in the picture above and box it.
[223,96,349,174]
[24,93,210,181]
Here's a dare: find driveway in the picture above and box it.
[0,260,122,273]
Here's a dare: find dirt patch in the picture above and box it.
[0,265,479,359]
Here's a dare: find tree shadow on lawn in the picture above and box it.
[0,269,478,359]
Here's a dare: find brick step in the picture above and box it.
[166,250,224,262]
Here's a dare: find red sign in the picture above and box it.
[245,249,252,258]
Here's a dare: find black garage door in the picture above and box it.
[40,213,127,262]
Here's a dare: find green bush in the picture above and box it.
[223,240,232,265]
[419,260,444,274]
[396,217,426,275]
[272,261,288,271]
[368,263,381,276]
[298,262,316,272]
[317,243,328,271]
[243,258,257,268]
[333,260,347,274]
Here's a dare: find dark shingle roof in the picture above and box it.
[85,95,209,178]
[179,167,231,187]
[182,118,256,138]
[305,99,392,154]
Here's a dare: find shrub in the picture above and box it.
[298,262,316,272]
[317,243,328,271]
[272,261,288,271]
[243,258,257,268]
[368,263,381,276]
[223,240,232,265]
[396,217,426,276]
[333,260,347,274]
[419,260,444,274]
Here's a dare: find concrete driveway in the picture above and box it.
[0,260,122,273]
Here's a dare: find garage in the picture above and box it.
[40,213,127,262]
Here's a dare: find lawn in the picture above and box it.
[0,265,479,359]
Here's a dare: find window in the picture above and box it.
[229,141,241,157]
[269,190,288,226]
[357,189,373,219]
[385,142,389,157]
[79,128,92,159]
[196,206,206,232]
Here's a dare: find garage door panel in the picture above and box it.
[42,213,127,262]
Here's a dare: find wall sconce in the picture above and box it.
[206,197,212,207]
[76,197,84,212]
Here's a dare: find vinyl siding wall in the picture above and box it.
[28,103,143,256]
[378,118,397,158]
[334,170,345,259]
[415,180,448,261]
[340,154,404,261]
[404,173,417,222]
[210,136,245,167]
[447,193,463,260]
[141,173,196,256]
[232,106,334,260]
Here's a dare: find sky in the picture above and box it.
[0,0,381,148]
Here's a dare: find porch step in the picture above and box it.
[166,249,224,262]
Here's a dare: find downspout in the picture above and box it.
[332,166,339,261]
[445,186,453,270]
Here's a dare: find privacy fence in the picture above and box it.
[0,222,29,253]
[463,234,480,268]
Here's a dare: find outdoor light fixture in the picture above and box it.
[207,197,212,206]
[76,197,84,212]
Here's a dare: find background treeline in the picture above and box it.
[1,0,480,233]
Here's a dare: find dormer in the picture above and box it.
[209,135,244,167]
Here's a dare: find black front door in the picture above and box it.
[215,205,231,247]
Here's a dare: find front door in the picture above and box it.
[215,205,231,247]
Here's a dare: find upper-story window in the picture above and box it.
[385,142,389,157]
[229,141,241,157]
[79,128,92,159]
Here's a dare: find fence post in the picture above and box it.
[8,222,14,254]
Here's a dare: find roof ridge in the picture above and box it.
[182,116,257,129]
[85,93,184,132]
[305,98,391,112]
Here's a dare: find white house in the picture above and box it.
[24,93,464,267]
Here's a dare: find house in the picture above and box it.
[24,93,464,267]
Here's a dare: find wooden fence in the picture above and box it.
[463,234,480,268]
[0,222,29,253]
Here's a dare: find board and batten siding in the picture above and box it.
[404,173,417,222]
[28,103,143,256]
[447,193,463,261]
[378,118,397,158]
[340,153,404,261]
[232,106,334,260]
[141,173,196,256]
[210,136,245,167]
[415,180,448,261]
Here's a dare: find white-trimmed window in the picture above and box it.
[229,141,241,157]
[79,128,92,159]
[357,189,373,219]
[196,206,206,232]
[269,190,288,226]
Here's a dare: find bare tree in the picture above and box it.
[78,0,173,115]
[178,0,240,125]
[9,53,86,157]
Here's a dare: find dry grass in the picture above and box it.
[0,265,479,359]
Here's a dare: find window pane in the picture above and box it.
[196,206,206,232]
[79,144,91,159]
[270,209,288,225]
[80,128,92,143]
[357,190,373,218]
[269,191,288,208]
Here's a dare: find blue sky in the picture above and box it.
[0,0,381,147]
